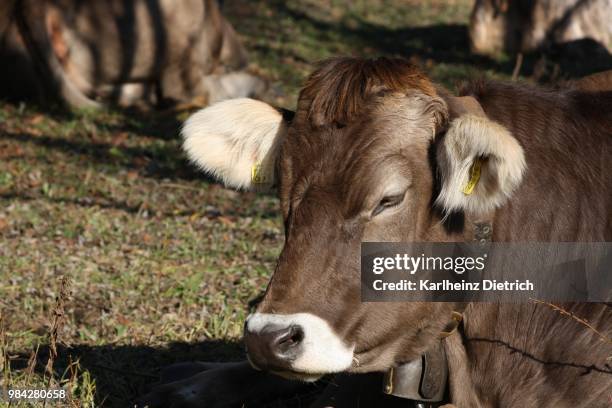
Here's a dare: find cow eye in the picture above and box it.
[372,193,405,217]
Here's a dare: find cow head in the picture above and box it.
[182,58,526,381]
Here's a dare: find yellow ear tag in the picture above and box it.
[251,162,269,184]
[462,158,482,195]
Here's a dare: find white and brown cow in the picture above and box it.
[138,58,612,407]
[0,0,264,108]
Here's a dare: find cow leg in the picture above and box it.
[135,361,312,408]
[95,83,158,108]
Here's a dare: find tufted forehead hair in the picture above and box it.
[297,57,438,128]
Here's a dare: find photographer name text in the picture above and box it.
[372,279,534,292]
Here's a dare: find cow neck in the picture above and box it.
[382,217,494,406]
[442,216,495,333]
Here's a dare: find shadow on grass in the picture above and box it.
[1,130,204,182]
[0,190,281,220]
[276,3,493,65]
[52,107,187,142]
[11,339,245,407]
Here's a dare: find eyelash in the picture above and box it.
[372,193,405,217]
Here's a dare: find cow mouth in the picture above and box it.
[247,353,325,382]
[270,351,370,380]
[272,369,323,382]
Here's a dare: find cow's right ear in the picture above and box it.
[181,98,289,190]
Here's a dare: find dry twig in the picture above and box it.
[530,299,612,346]
[45,276,72,383]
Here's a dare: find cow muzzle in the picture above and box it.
[244,312,354,380]
[244,322,304,370]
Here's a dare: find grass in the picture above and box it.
[0,0,604,406]
[0,102,281,406]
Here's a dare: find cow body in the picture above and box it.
[448,303,610,407]
[139,59,611,407]
[0,0,264,108]
[445,79,612,407]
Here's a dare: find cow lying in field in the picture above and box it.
[138,58,612,407]
[470,0,612,56]
[0,0,264,108]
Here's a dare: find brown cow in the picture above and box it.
[470,0,612,56]
[138,58,612,407]
[0,0,264,108]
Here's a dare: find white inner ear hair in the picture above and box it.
[181,98,285,190]
[436,114,526,215]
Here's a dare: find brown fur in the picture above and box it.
[569,69,612,92]
[298,57,437,127]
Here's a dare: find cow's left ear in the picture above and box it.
[435,96,526,215]
[181,98,289,191]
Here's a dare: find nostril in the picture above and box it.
[281,326,304,344]
[244,323,305,369]
[274,325,304,354]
